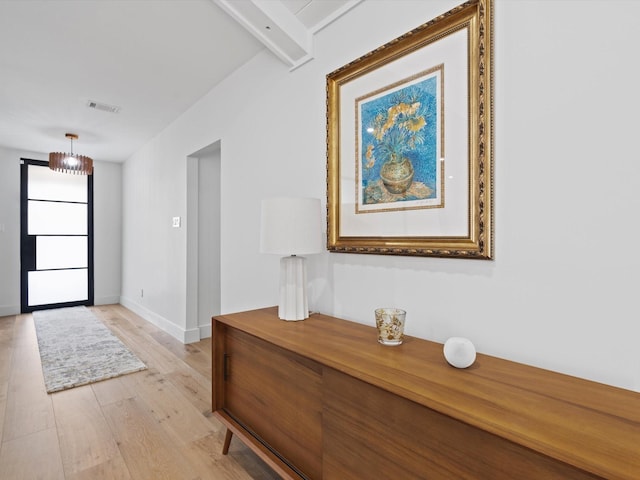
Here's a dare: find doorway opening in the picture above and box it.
[20,158,94,313]
[186,142,221,340]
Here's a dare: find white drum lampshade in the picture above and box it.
[260,197,323,321]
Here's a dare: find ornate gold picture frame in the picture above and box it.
[326,0,493,259]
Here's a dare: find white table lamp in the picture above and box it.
[260,197,322,321]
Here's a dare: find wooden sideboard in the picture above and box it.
[212,307,640,480]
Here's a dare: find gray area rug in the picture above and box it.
[33,306,147,393]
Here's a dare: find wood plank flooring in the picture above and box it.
[0,304,280,480]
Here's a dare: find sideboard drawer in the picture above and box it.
[322,368,600,480]
[223,328,323,479]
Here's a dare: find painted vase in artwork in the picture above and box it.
[379,155,414,194]
[360,73,441,208]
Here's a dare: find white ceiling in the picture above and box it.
[0,0,360,162]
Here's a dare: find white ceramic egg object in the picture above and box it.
[443,337,476,369]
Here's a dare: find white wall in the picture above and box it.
[0,147,25,315]
[0,146,122,314]
[93,160,122,305]
[121,0,640,392]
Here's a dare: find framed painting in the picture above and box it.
[326,0,493,259]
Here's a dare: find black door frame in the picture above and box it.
[20,158,94,312]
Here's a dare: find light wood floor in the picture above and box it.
[0,304,280,480]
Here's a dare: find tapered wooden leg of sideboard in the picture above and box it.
[222,428,233,455]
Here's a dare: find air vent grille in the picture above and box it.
[86,100,121,113]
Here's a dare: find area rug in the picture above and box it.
[33,306,147,393]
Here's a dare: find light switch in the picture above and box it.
[172,217,181,228]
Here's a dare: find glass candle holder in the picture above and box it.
[375,308,406,346]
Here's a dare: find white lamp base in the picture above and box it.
[278,255,308,321]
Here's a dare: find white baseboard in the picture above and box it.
[120,296,198,344]
[95,295,120,305]
[184,327,201,344]
[0,304,20,317]
[199,323,212,339]
[1,298,137,319]
[1,299,121,318]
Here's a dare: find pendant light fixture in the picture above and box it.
[49,133,93,175]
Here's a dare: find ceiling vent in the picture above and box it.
[86,100,121,113]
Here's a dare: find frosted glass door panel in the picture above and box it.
[28,201,87,235]
[36,236,88,270]
[28,269,88,306]
[28,164,87,202]
[20,159,93,312]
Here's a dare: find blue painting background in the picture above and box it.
[360,76,438,203]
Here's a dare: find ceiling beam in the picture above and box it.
[212,0,312,70]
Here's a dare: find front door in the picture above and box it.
[20,158,94,312]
